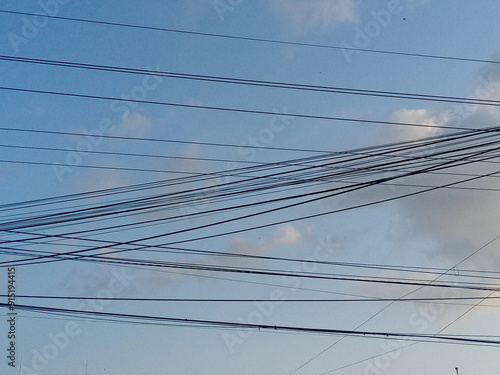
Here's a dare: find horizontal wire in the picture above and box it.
[1,9,499,66]
[4,141,500,268]
[2,55,500,107]
[0,86,483,132]
[3,302,499,346]
[3,128,499,232]
[3,294,499,304]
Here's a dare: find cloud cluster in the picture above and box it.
[386,66,500,268]
[271,0,358,34]
[143,224,301,291]
[375,108,449,144]
[227,223,301,261]
[112,112,152,138]
[211,224,302,272]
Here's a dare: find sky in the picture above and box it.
[1,1,500,374]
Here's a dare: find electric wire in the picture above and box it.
[1,9,499,66]
[2,55,500,107]
[2,303,499,347]
[2,6,500,366]
[3,137,500,269]
[0,86,488,132]
[3,126,500,233]
[3,294,500,304]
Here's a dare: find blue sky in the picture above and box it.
[2,1,500,374]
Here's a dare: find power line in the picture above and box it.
[0,147,494,234]
[0,126,329,154]
[2,6,499,370]
[309,233,500,375]
[3,302,500,347]
[3,294,500,304]
[4,134,500,268]
[0,86,489,132]
[4,233,500,293]
[3,55,500,107]
[1,124,500,221]
[1,10,499,66]
[1,146,500,213]
[5,225,500,283]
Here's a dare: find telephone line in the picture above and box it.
[4,142,500,267]
[3,302,500,347]
[1,10,499,66]
[0,86,489,132]
[2,55,500,107]
[3,295,499,303]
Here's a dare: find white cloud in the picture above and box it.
[384,68,500,268]
[227,224,301,261]
[271,0,358,34]
[405,0,431,9]
[176,0,214,27]
[113,112,152,138]
[141,224,301,290]
[338,61,500,277]
[374,108,449,144]
[172,224,303,273]
[271,223,301,246]
[173,143,203,174]
[72,163,130,192]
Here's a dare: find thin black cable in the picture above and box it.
[3,127,500,276]
[1,10,499,66]
[1,124,497,215]
[3,295,500,304]
[4,144,500,269]
[313,233,500,375]
[5,229,500,283]
[3,128,498,232]
[4,234,500,293]
[2,303,500,347]
[2,55,500,107]
[0,86,482,132]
